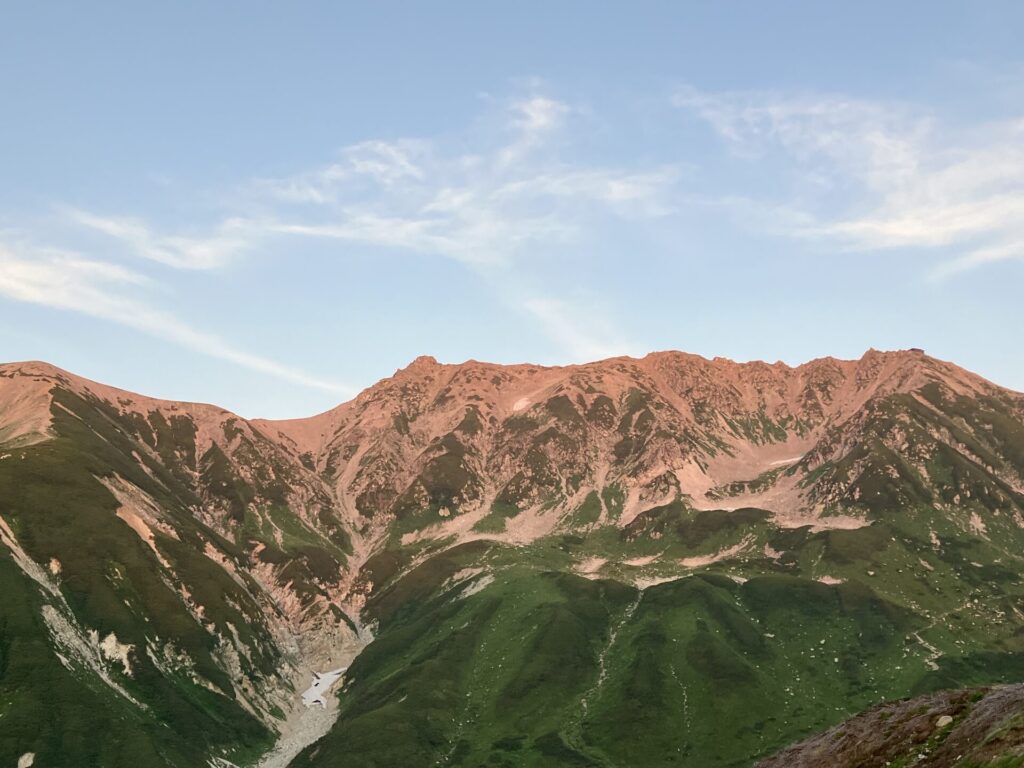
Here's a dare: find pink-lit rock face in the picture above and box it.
[4,348,1019,640]
[4,348,1015,562]
[2,349,1023,766]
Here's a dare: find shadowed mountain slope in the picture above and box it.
[1,350,1023,766]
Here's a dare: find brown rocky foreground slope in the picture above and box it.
[757,684,1024,767]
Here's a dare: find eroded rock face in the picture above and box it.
[4,350,1024,668]
[757,684,1024,768]
[10,348,1022,551]
[2,349,1023,766]
[263,348,1023,543]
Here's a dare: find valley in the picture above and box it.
[2,348,1024,766]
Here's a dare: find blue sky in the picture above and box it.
[1,2,1022,417]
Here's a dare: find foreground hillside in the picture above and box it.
[1,349,1023,766]
[756,683,1024,767]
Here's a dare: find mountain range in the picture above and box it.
[2,348,1024,767]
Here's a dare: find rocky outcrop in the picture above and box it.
[757,684,1024,767]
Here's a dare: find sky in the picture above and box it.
[1,2,1022,418]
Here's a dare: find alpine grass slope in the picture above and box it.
[1,348,1023,766]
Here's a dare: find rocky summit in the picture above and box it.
[2,348,1024,767]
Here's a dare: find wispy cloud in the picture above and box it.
[675,85,1024,277]
[31,83,1021,382]
[66,208,251,270]
[241,94,676,268]
[66,99,670,275]
[255,139,429,204]
[522,296,638,363]
[37,91,666,367]
[930,238,1024,279]
[0,242,351,395]
[497,95,570,166]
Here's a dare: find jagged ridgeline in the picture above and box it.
[1,349,1023,767]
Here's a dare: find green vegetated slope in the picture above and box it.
[292,510,1024,767]
[0,375,363,767]
[293,380,1024,766]
[0,552,268,767]
[0,388,280,766]
[4,351,1024,767]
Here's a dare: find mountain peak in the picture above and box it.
[2,347,1024,767]
[400,354,441,372]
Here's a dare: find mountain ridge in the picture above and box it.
[5,347,1022,588]
[8,346,1015,427]
[3,348,1024,766]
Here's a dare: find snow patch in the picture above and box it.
[301,668,346,708]
[680,536,753,568]
[0,515,61,599]
[623,555,658,567]
[772,511,869,532]
[97,630,135,676]
[41,606,143,707]
[460,573,494,598]
[633,575,679,589]
[768,456,804,466]
[575,556,607,577]
[1,514,138,701]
